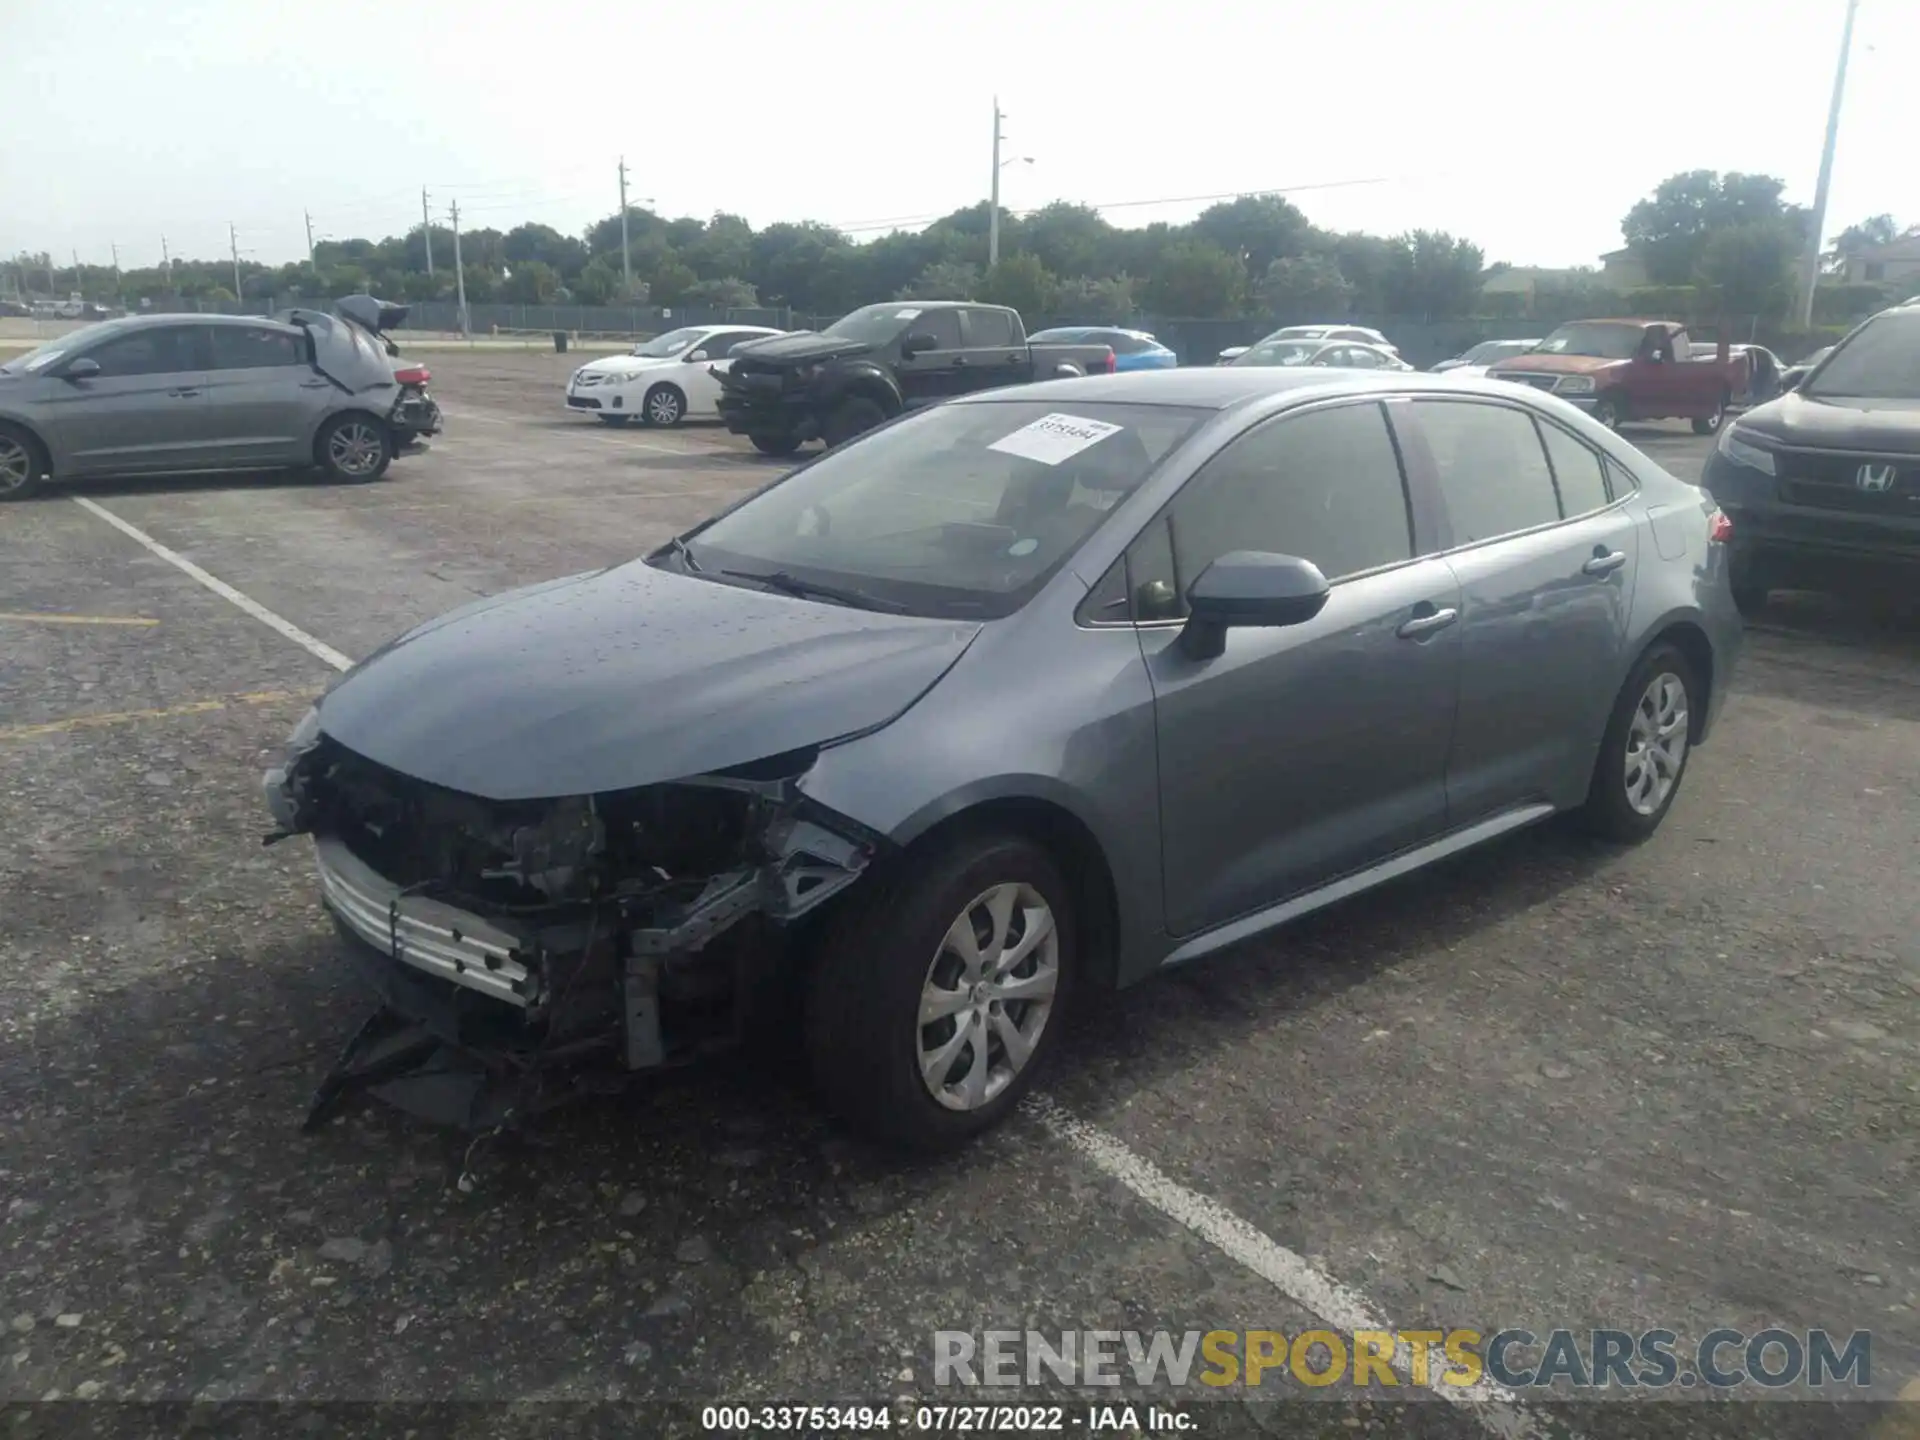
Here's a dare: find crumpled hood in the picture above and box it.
[729,331,873,366]
[1735,391,1920,455]
[1488,353,1615,378]
[316,561,982,801]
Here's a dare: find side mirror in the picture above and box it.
[62,357,101,381]
[1179,551,1330,660]
[685,349,709,363]
[902,331,939,357]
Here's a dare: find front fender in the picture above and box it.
[823,361,904,414]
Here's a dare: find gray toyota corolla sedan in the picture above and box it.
[265,368,1742,1150]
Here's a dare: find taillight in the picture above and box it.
[393,365,430,386]
[1707,509,1733,544]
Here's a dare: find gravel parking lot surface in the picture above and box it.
[2,352,1916,1437]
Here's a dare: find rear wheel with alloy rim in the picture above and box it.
[749,433,800,456]
[804,832,1075,1151]
[0,425,47,502]
[643,384,686,427]
[1578,643,1699,842]
[1691,392,1729,435]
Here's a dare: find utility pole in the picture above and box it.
[618,157,632,296]
[305,210,318,274]
[71,248,80,298]
[1798,0,1861,329]
[422,187,435,277]
[161,236,172,293]
[989,98,1004,269]
[450,199,469,337]
[110,243,120,302]
[229,222,243,303]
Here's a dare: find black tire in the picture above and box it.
[315,413,393,483]
[1691,392,1730,436]
[1729,551,1770,617]
[823,395,887,448]
[1577,643,1701,843]
[804,831,1077,1153]
[598,413,632,427]
[748,433,801,457]
[642,383,686,428]
[0,422,49,502]
[1592,395,1624,431]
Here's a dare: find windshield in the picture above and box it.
[1533,323,1645,360]
[1232,340,1321,367]
[679,399,1211,619]
[824,304,924,345]
[1,320,120,373]
[631,327,708,358]
[1464,340,1533,364]
[1804,311,1920,400]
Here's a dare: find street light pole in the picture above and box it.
[989,98,1003,269]
[1798,0,1861,329]
[450,199,469,337]
[619,157,632,296]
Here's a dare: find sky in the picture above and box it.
[3,0,1916,273]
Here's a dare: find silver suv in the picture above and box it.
[0,308,440,501]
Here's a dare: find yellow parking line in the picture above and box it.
[0,690,302,742]
[0,611,160,627]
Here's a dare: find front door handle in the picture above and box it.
[167,388,201,398]
[300,379,333,389]
[953,357,968,367]
[1582,549,1628,576]
[1397,605,1459,639]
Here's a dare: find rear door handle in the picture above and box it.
[1397,606,1459,639]
[299,379,333,389]
[167,388,201,398]
[1582,550,1628,576]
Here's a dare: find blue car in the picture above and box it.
[1027,326,1177,371]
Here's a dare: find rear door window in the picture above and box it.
[1412,399,1562,543]
[208,325,304,369]
[1536,421,1611,517]
[916,309,963,350]
[964,308,1017,348]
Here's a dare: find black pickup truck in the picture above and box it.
[714,301,1117,455]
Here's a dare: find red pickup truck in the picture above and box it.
[1485,319,1741,434]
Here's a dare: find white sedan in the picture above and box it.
[565,323,784,427]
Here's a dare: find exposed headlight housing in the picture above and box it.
[289,704,322,754]
[1554,375,1596,395]
[1716,425,1777,475]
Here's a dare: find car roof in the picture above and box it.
[94,312,301,333]
[953,367,1491,411]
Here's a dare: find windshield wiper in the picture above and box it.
[718,568,906,613]
[662,535,701,572]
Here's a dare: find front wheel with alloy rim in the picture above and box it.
[315,413,393,483]
[642,384,686,427]
[804,832,1076,1152]
[1578,643,1700,842]
[0,424,48,502]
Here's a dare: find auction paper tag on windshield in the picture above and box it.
[894,309,922,320]
[989,412,1124,466]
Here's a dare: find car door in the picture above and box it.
[681,330,763,416]
[200,322,324,466]
[39,324,211,476]
[1397,397,1640,822]
[896,308,966,406]
[1618,324,1679,416]
[958,306,1025,393]
[1132,397,1463,936]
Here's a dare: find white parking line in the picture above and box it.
[66,488,1561,1433]
[70,497,353,673]
[1025,1096,1556,1438]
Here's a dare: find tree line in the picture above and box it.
[8,171,1910,327]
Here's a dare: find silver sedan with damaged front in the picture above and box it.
[264,367,1743,1151]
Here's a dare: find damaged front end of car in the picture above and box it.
[264,715,883,1132]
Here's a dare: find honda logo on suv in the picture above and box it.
[1856,463,1896,493]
